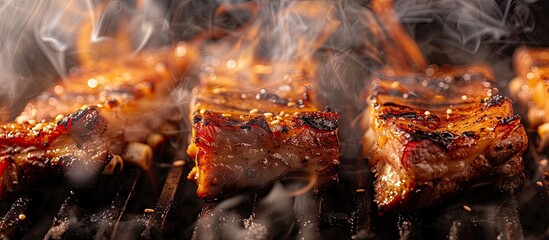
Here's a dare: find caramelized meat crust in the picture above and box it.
[187,71,340,199]
[364,65,527,212]
[0,107,111,199]
[0,45,194,199]
[16,47,190,147]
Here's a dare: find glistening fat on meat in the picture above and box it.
[362,65,528,212]
[0,44,195,199]
[187,69,340,199]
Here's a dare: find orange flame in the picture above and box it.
[198,1,341,88]
[372,0,427,72]
[285,173,318,197]
[76,0,146,67]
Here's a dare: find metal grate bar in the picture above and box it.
[192,202,217,240]
[42,171,141,239]
[293,194,321,239]
[107,171,141,239]
[193,183,323,240]
[395,193,524,239]
[495,196,523,240]
[140,161,186,238]
[43,195,77,239]
[351,161,374,239]
[397,214,423,240]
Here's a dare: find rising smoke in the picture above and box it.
[0,0,173,120]
[0,0,539,118]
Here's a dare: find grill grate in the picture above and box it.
[44,171,141,239]
[192,188,322,240]
[191,161,374,240]
[393,195,523,240]
[0,158,195,239]
[141,162,186,238]
[0,151,547,239]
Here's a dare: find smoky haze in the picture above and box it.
[0,0,173,120]
[0,0,542,120]
[0,0,547,238]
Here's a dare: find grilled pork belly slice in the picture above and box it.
[15,45,193,157]
[364,65,527,212]
[187,71,340,199]
[0,107,111,199]
[511,47,549,151]
[0,44,194,199]
[17,46,191,143]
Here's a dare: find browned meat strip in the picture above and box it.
[16,45,193,151]
[0,43,195,199]
[0,107,110,199]
[363,65,527,212]
[187,69,340,199]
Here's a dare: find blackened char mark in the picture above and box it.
[246,117,272,133]
[378,103,438,122]
[193,115,202,124]
[58,107,105,137]
[409,130,457,149]
[381,111,418,120]
[200,113,273,134]
[500,114,521,125]
[483,95,506,110]
[256,89,289,105]
[299,113,338,131]
[237,117,272,134]
[58,109,82,129]
[71,107,105,137]
[378,103,418,120]
[461,131,478,138]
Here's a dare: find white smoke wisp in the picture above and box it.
[37,0,89,76]
[194,183,319,239]
[0,0,95,118]
[38,0,172,69]
[258,1,341,63]
[394,0,535,63]
[0,0,48,119]
[396,0,510,52]
[200,0,341,71]
[0,0,172,120]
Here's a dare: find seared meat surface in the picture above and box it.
[363,65,527,212]
[0,107,110,199]
[0,44,194,199]
[17,46,191,150]
[187,70,340,199]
